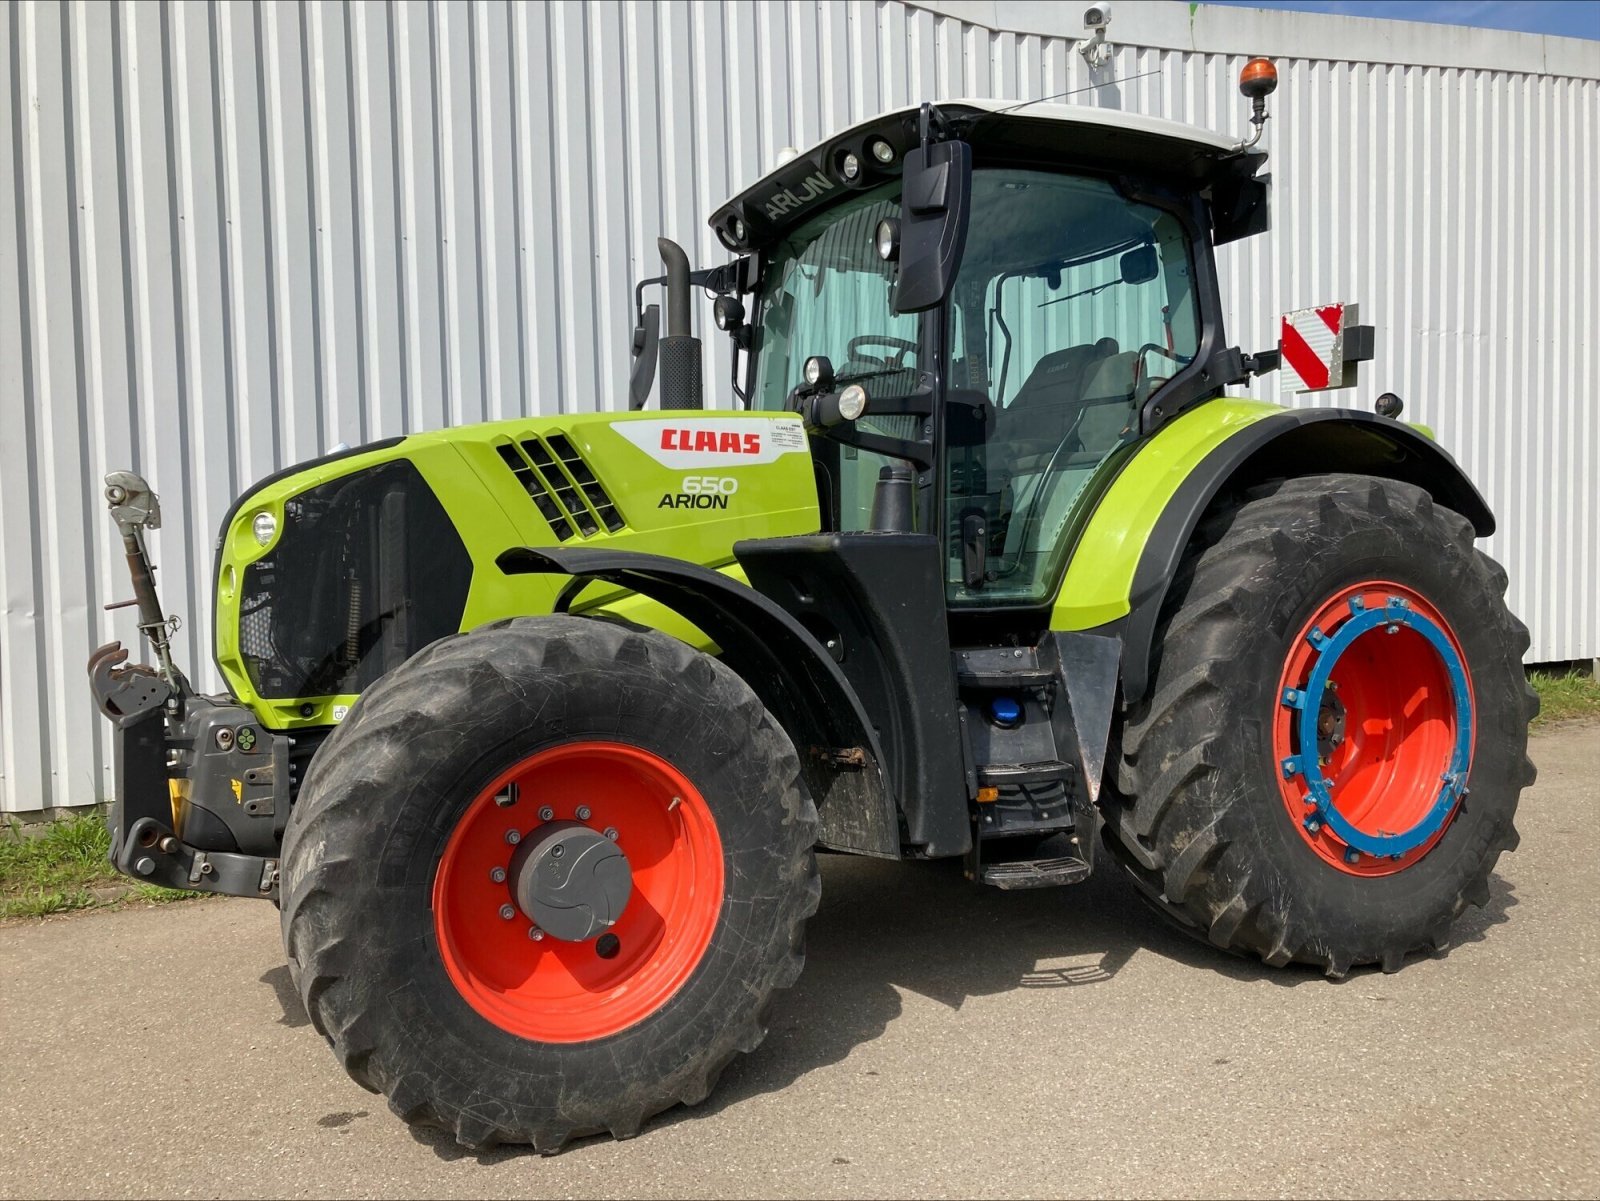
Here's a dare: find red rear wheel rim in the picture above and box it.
[1273,581,1474,877]
[432,742,723,1042]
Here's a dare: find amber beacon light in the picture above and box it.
[1237,56,1278,147]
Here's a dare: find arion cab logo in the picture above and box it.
[764,171,835,220]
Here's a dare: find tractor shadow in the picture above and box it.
[676,851,1517,1119]
[409,851,1514,1162]
[259,964,311,1028]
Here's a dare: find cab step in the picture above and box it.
[956,663,1057,689]
[976,760,1073,787]
[979,853,1092,889]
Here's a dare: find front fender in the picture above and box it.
[497,545,901,857]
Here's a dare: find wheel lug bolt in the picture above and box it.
[528,927,545,941]
[538,806,555,822]
[604,827,619,842]
[576,805,592,821]
[490,866,507,883]
[505,829,521,845]
[498,904,516,920]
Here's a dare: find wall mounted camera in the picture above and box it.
[1080,3,1113,68]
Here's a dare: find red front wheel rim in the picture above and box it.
[432,742,724,1043]
[1273,581,1475,877]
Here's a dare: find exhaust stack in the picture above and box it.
[656,238,704,410]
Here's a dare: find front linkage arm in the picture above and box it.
[89,471,287,901]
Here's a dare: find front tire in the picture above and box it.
[1102,475,1536,976]
[279,616,819,1150]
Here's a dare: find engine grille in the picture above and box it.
[236,460,472,699]
[496,433,624,539]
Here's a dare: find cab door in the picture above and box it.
[942,168,1201,606]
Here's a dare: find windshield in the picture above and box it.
[944,168,1201,607]
[751,184,921,409]
[751,185,923,532]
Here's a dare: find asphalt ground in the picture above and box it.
[2,722,1595,1200]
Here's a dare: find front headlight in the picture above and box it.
[874,218,900,262]
[251,511,277,546]
[837,384,869,422]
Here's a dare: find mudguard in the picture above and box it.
[497,545,902,857]
[1054,404,1495,708]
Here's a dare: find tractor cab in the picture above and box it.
[697,100,1271,613]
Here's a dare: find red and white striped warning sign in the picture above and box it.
[1280,302,1353,391]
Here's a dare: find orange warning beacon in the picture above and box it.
[1238,56,1277,146]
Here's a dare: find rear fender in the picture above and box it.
[497,546,901,857]
[1055,405,1494,709]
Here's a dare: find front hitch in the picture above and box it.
[89,470,288,900]
[102,471,187,698]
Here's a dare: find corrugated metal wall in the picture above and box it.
[2,0,1595,814]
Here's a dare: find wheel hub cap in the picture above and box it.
[1274,582,1475,874]
[510,821,632,941]
[431,741,725,1042]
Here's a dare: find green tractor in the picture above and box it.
[90,65,1534,1151]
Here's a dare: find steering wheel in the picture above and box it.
[846,334,919,369]
[1132,342,1190,404]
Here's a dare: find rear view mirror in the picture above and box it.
[892,139,972,314]
[628,304,660,410]
[1121,245,1159,286]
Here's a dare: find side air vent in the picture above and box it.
[496,443,575,540]
[543,434,626,533]
[519,439,598,536]
[495,434,625,539]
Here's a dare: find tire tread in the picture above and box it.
[280,615,819,1151]
[1102,474,1531,972]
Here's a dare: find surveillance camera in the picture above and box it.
[1084,2,1112,29]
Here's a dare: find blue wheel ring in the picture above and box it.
[1279,594,1473,858]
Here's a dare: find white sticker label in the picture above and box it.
[331,704,349,723]
[612,416,808,468]
[769,421,807,451]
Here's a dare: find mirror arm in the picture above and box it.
[840,384,934,418]
[828,427,934,472]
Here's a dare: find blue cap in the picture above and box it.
[990,697,1022,727]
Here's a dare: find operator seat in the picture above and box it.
[996,337,1119,459]
[1074,351,1141,452]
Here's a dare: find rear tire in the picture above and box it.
[1101,474,1536,976]
[279,616,819,1151]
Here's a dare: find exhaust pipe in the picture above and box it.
[656,238,703,410]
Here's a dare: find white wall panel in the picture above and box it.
[1,0,1595,812]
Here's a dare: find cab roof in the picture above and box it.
[709,100,1262,255]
